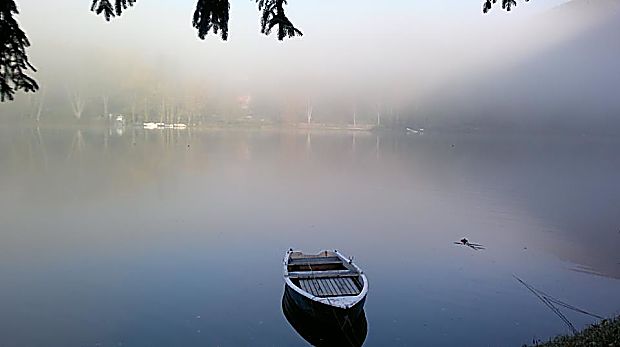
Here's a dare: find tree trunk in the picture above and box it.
[306,100,313,124]
[36,90,45,122]
[68,90,85,120]
[161,96,166,123]
[102,95,109,119]
[144,97,148,122]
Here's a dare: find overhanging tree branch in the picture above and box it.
[483,0,530,13]
[193,0,231,40]
[90,0,137,21]
[0,0,38,101]
[257,0,302,40]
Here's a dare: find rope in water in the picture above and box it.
[514,274,604,335]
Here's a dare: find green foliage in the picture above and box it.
[529,317,620,347]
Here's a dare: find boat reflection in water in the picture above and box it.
[282,285,368,346]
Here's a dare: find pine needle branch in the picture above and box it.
[0,0,38,101]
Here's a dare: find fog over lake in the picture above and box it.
[1,127,619,346]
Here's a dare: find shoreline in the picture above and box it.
[530,316,620,346]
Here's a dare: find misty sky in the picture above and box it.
[9,0,619,129]
[15,0,569,92]
[17,0,571,49]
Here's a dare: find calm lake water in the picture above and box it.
[1,126,619,346]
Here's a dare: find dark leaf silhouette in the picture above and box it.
[0,0,38,101]
[90,0,136,21]
[483,0,531,13]
[89,0,302,41]
[193,0,231,40]
[258,0,303,40]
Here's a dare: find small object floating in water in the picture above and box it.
[454,238,485,250]
[283,249,368,318]
[405,127,424,135]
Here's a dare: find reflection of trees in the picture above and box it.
[102,95,110,118]
[67,129,86,160]
[306,99,313,124]
[1,127,385,204]
[27,126,48,170]
[305,131,312,154]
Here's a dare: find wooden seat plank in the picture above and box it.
[288,270,358,279]
[317,279,331,296]
[305,280,313,295]
[298,277,362,297]
[340,277,359,295]
[310,279,323,296]
[323,278,339,296]
[332,278,346,295]
[289,257,342,266]
[325,278,338,296]
[300,279,315,296]
[326,278,338,295]
[310,279,325,296]
[329,278,345,295]
[346,278,361,295]
[299,280,311,294]
[339,278,354,295]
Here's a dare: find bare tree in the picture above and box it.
[68,89,86,120]
[35,90,45,122]
[143,96,149,122]
[28,89,45,122]
[102,95,110,118]
[67,129,85,159]
[130,93,137,123]
[306,99,313,124]
[160,96,166,123]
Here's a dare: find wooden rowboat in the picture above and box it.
[283,250,368,319]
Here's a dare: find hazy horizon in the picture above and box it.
[2,0,619,133]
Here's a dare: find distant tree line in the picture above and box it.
[1,0,530,102]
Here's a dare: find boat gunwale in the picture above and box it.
[283,249,368,309]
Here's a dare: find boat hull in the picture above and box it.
[284,283,366,321]
[282,286,367,346]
